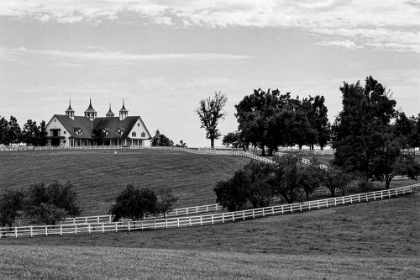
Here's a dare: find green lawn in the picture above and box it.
[0,149,250,215]
[1,193,419,279]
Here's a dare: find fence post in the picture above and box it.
[189,217,192,227]
[222,213,225,223]
[75,224,77,234]
[60,225,63,235]
[45,226,48,236]
[300,204,302,212]
[109,216,112,223]
[253,209,255,218]
[115,223,118,232]
[154,219,156,229]
[15,227,18,238]
[281,205,284,214]
[88,223,91,234]
[388,190,391,198]
[200,216,203,225]
[366,193,368,201]
[262,208,265,217]
[178,218,180,227]
[141,221,143,231]
[350,196,352,204]
[102,223,105,233]
[128,221,131,232]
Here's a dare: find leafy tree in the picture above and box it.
[298,159,324,200]
[21,119,39,146]
[109,185,158,221]
[304,96,330,150]
[25,181,82,225]
[4,116,21,145]
[156,187,178,218]
[0,188,25,227]
[269,155,304,203]
[213,170,249,211]
[371,134,420,189]
[151,130,174,146]
[175,140,187,148]
[92,127,106,145]
[322,168,353,196]
[0,116,8,145]
[332,76,397,180]
[196,91,228,148]
[37,120,47,146]
[222,131,247,149]
[243,161,275,208]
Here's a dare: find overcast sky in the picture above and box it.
[1,0,419,147]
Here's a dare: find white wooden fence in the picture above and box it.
[2,184,418,239]
[60,203,222,225]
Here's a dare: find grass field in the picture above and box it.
[0,149,250,215]
[1,193,419,279]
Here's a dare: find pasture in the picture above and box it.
[1,192,419,279]
[0,149,250,215]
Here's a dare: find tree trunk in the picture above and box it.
[261,145,266,156]
[211,138,214,148]
[385,177,391,189]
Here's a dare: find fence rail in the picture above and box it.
[2,184,419,239]
[60,203,222,225]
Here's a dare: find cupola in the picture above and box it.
[84,98,97,121]
[119,100,128,121]
[106,103,115,118]
[65,99,75,120]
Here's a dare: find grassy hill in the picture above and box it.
[0,149,250,215]
[1,192,419,279]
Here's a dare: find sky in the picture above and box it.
[0,0,419,147]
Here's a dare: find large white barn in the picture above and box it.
[44,100,152,148]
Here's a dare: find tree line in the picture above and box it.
[0,116,47,146]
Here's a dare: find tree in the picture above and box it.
[305,96,330,150]
[37,120,47,146]
[243,161,275,208]
[92,127,105,145]
[25,181,82,225]
[156,187,179,218]
[0,116,8,145]
[322,168,353,197]
[222,131,247,149]
[4,116,21,145]
[21,119,39,146]
[269,155,305,203]
[0,188,25,227]
[196,91,228,148]
[175,140,187,148]
[371,134,420,189]
[332,76,397,180]
[213,170,249,211]
[109,185,158,221]
[151,130,174,146]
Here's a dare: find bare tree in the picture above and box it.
[196,91,228,148]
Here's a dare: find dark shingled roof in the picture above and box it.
[53,115,151,139]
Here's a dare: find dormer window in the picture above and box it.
[116,128,124,136]
[102,128,110,136]
[74,128,82,136]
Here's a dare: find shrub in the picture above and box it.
[0,188,25,227]
[214,170,249,211]
[25,181,82,225]
[109,185,158,221]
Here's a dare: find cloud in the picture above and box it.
[316,40,362,49]
[0,47,254,65]
[0,0,419,52]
